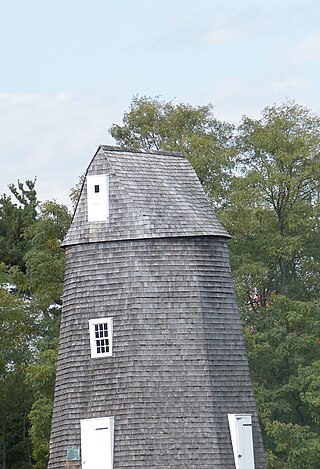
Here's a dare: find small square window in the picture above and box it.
[66,448,81,461]
[89,318,113,358]
[94,185,100,193]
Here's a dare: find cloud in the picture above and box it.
[272,31,320,66]
[294,32,320,64]
[204,26,241,44]
[0,92,116,206]
[271,77,309,92]
[0,91,75,106]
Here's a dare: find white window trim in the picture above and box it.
[89,317,113,358]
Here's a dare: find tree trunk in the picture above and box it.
[279,257,288,295]
[23,412,32,467]
[1,416,6,469]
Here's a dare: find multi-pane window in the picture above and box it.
[89,318,113,358]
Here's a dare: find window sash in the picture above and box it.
[89,317,113,358]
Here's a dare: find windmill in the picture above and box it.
[48,146,266,469]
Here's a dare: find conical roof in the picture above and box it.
[62,146,229,247]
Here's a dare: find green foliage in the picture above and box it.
[69,175,85,210]
[0,180,70,468]
[265,422,320,469]
[27,349,57,469]
[24,200,71,311]
[1,98,320,467]
[23,200,71,468]
[0,180,38,271]
[109,95,235,204]
[298,361,320,424]
[220,101,320,304]
[0,277,35,468]
[244,297,320,467]
[111,97,320,467]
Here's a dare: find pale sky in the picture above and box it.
[1,0,320,206]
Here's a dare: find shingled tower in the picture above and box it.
[48,146,266,469]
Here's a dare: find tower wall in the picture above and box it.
[49,236,266,468]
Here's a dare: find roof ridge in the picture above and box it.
[100,145,184,158]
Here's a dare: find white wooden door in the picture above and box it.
[80,417,114,469]
[236,415,255,469]
[87,174,109,222]
[228,414,255,469]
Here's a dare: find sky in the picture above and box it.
[1,0,320,206]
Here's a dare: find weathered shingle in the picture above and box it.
[62,146,229,246]
[49,146,266,469]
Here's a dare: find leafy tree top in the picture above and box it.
[109,95,235,204]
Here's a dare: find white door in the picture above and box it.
[228,414,255,469]
[87,174,109,222]
[80,417,114,469]
[236,415,255,469]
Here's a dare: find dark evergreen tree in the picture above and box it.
[0,180,38,272]
[0,182,70,469]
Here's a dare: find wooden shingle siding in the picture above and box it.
[62,146,229,247]
[49,148,266,468]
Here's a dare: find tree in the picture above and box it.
[26,348,57,469]
[69,175,85,211]
[24,200,71,312]
[109,95,235,204]
[218,102,320,468]
[244,297,320,468]
[0,179,38,468]
[220,101,320,305]
[24,200,71,468]
[111,98,320,466]
[0,98,318,467]
[0,265,35,469]
[0,187,71,468]
[0,180,38,272]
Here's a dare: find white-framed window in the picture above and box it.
[89,317,113,358]
[87,174,109,222]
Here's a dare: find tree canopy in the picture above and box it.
[0,97,319,468]
[0,180,37,271]
[0,183,71,469]
[110,95,235,204]
[109,97,320,468]
[219,101,320,318]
